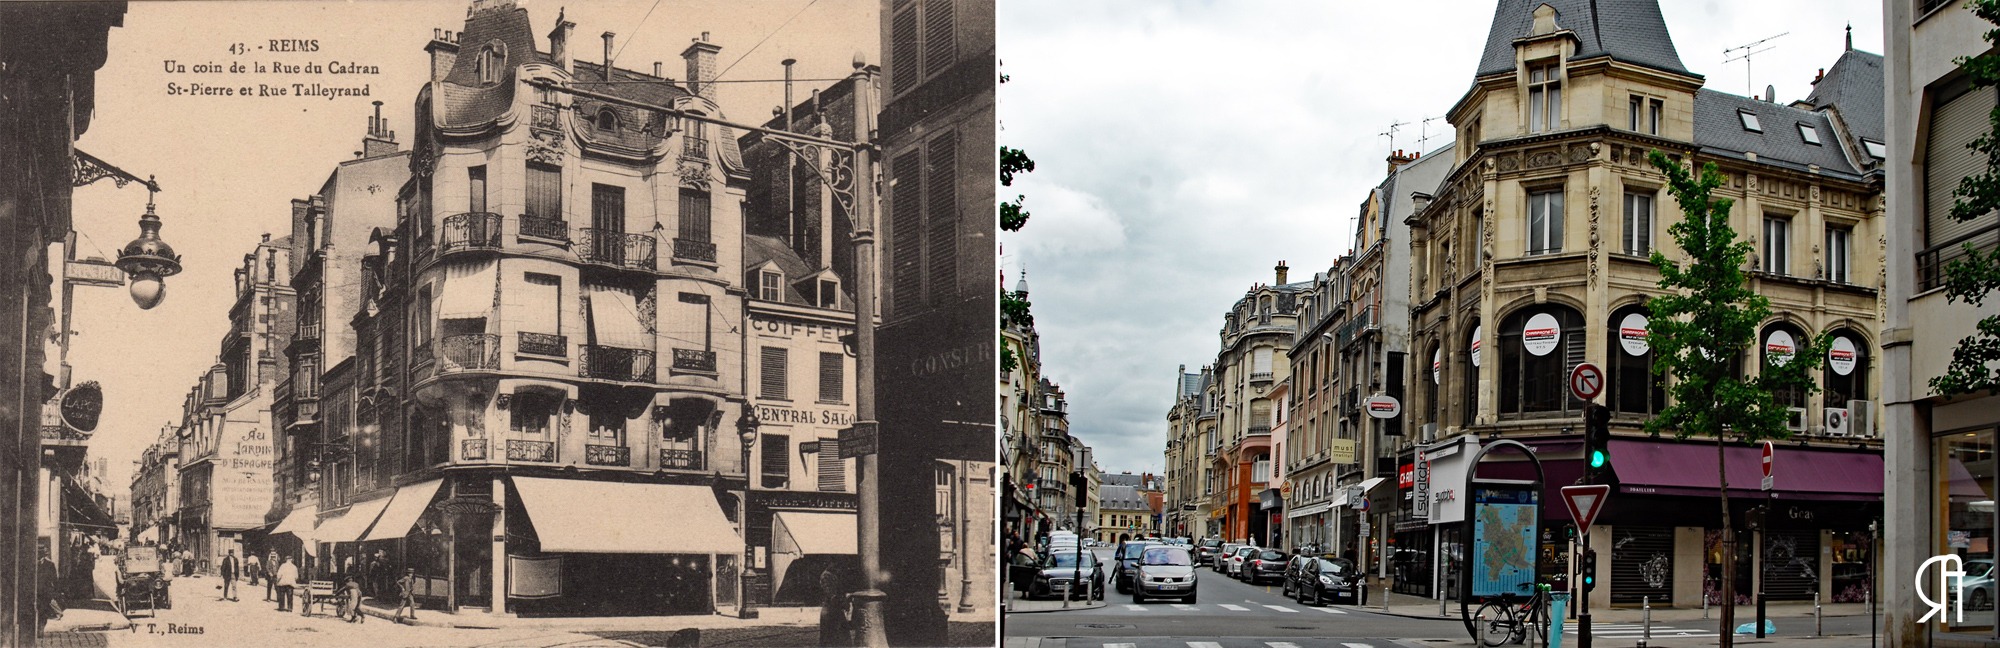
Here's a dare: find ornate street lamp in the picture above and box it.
[112,181,182,309]
[737,410,761,620]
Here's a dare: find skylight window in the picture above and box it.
[1738,110,1762,132]
[1863,139,1887,159]
[1799,123,1821,145]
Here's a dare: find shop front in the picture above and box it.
[750,490,860,607]
[505,476,743,617]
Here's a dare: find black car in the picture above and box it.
[1241,548,1288,584]
[1112,540,1159,594]
[1289,555,1365,606]
[1031,550,1105,600]
[1195,538,1223,566]
[1280,554,1316,598]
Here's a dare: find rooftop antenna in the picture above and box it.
[1724,32,1788,99]
[1379,120,1410,153]
[1417,116,1445,152]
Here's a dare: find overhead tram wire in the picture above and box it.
[715,0,823,81]
[611,0,667,63]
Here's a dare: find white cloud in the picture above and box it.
[1008,180,1129,256]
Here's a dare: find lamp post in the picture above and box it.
[737,411,761,620]
[112,181,182,309]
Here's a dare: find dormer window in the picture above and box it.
[1862,139,1886,159]
[1628,95,1662,135]
[1738,110,1762,132]
[819,279,839,308]
[760,270,783,301]
[477,43,505,85]
[1798,123,1821,145]
[596,108,618,132]
[1527,62,1562,133]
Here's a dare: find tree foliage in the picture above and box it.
[1642,150,1829,444]
[1932,0,2000,396]
[1000,69,1037,373]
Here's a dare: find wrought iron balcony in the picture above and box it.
[671,348,717,374]
[576,229,658,270]
[506,439,554,462]
[586,444,631,466]
[683,136,710,160]
[517,332,567,357]
[439,212,503,256]
[661,448,705,470]
[436,334,501,373]
[579,344,655,383]
[672,237,716,263]
[518,214,570,242]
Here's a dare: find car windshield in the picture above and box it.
[1258,550,1286,561]
[1970,560,1996,578]
[1142,547,1192,566]
[1047,552,1096,568]
[1201,539,1221,548]
[1235,547,1256,557]
[1317,558,1354,574]
[1120,542,1156,558]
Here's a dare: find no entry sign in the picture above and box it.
[1761,440,1775,490]
[1569,362,1604,401]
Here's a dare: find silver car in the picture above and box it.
[1132,545,1198,603]
[1226,545,1258,578]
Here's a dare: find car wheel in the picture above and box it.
[1308,586,1320,606]
[1977,589,1991,611]
[1132,591,1145,604]
[1186,593,1197,603]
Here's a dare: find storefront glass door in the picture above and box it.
[1937,429,1995,634]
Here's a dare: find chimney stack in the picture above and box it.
[426,29,460,84]
[1275,261,1289,285]
[602,32,617,79]
[682,32,721,99]
[1387,149,1416,174]
[362,100,399,158]
[654,61,663,78]
[548,12,574,74]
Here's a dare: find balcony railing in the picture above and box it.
[1919,221,2000,291]
[672,238,716,263]
[661,448,705,470]
[671,348,717,374]
[506,439,555,462]
[1335,305,1380,350]
[517,332,567,357]
[436,334,501,373]
[518,214,569,242]
[462,438,488,461]
[683,137,710,160]
[586,444,631,466]
[576,229,658,270]
[579,344,655,383]
[296,321,322,342]
[439,212,503,256]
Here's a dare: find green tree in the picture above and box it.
[1643,151,1829,647]
[1000,70,1036,373]
[1933,0,2000,396]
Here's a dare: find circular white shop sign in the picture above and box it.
[1522,313,1561,357]
[1432,349,1442,385]
[1619,313,1650,357]
[1765,329,1796,366]
[1829,336,1858,376]
[1470,325,1483,367]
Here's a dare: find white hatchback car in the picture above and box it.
[1226,545,1259,578]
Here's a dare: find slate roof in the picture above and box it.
[1103,473,1145,487]
[1098,485,1146,510]
[1178,372,1202,399]
[1382,144,1454,224]
[744,234,820,307]
[1693,88,1862,178]
[1476,0,1693,78]
[1802,49,1885,146]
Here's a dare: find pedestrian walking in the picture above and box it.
[394,567,417,623]
[179,548,194,577]
[274,555,298,612]
[341,576,365,623]
[218,550,239,601]
[246,551,262,588]
[264,551,279,601]
[818,567,852,647]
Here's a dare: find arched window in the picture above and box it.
[1463,322,1482,427]
[1608,306,1667,415]
[1499,305,1585,417]
[1759,322,1809,408]
[477,43,506,85]
[596,108,619,132]
[1822,328,1870,408]
[1424,340,1443,428]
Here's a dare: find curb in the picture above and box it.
[1004,601,1110,614]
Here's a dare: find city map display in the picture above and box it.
[1471,487,1539,597]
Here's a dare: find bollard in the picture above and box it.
[1702,592,1709,619]
[1639,596,1651,648]
[1815,592,1823,638]
[1439,595,1448,617]
[1381,584,1390,612]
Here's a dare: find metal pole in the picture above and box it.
[740,439,757,619]
[1579,531,1592,648]
[1640,595,1651,648]
[1815,591,1822,637]
[847,59,888,648]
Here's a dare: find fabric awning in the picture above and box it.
[1610,439,1884,501]
[586,285,648,348]
[1287,502,1333,519]
[272,505,317,539]
[772,511,857,555]
[1328,490,1350,508]
[439,260,497,319]
[314,494,395,543]
[135,527,158,544]
[1356,477,1389,494]
[359,479,445,542]
[513,477,740,554]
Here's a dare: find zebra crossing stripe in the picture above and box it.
[1217,604,1250,611]
[1267,642,1303,648]
[1171,604,1198,611]
[1263,604,1299,613]
[1188,642,1225,648]
[1342,644,1376,648]
[1314,606,1347,614]
[1123,604,1147,611]
[1105,644,1137,648]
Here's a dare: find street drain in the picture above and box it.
[1080,624,1133,629]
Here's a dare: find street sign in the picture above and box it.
[1560,484,1611,530]
[1364,395,1402,419]
[59,381,104,433]
[1761,440,1774,491]
[1569,362,1604,401]
[839,423,878,459]
[1358,521,1371,538]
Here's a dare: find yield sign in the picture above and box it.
[1561,484,1612,530]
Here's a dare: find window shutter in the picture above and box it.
[761,434,789,489]
[678,188,711,241]
[818,439,846,492]
[1927,84,2000,247]
[922,0,954,77]
[891,152,925,316]
[890,4,920,95]
[925,133,959,301]
[820,352,843,402]
[761,346,788,399]
[526,163,562,220]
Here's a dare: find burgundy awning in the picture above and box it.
[1609,439,1882,501]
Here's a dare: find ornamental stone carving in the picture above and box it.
[1588,186,1601,281]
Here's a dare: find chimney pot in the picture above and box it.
[654,62,662,77]
[603,32,617,76]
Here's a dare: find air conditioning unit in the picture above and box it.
[1823,407,1851,437]
[1785,407,1809,433]
[1420,423,1437,444]
[1849,400,1875,438]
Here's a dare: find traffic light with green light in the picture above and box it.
[1584,403,1612,482]
[1581,548,1598,592]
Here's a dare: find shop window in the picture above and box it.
[1499,306,1584,417]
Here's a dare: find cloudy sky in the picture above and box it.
[996,0,1883,475]
[69,0,874,487]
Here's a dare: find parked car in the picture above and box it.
[1196,538,1223,566]
[1214,543,1241,572]
[1131,545,1198,604]
[1281,554,1317,598]
[1113,540,1160,593]
[1242,548,1289,584]
[1225,545,1258,578]
[1960,559,1996,610]
[1031,550,1104,600]
[1290,555,1364,606]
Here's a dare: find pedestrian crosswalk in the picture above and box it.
[1072,641,1388,648]
[1560,621,1721,639]
[1112,602,1351,615]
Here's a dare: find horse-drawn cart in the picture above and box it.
[117,546,170,616]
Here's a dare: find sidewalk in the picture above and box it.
[353,596,819,630]
[1363,588,1870,624]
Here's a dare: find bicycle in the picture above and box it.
[1471,581,1551,647]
